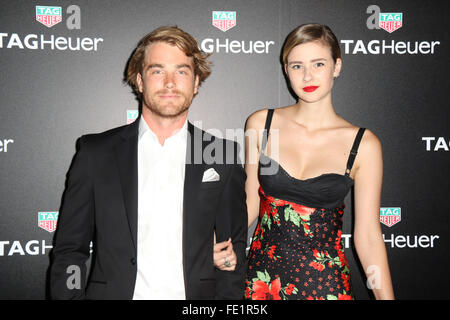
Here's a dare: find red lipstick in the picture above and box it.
[303,86,319,92]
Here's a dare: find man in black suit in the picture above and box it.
[49,26,247,299]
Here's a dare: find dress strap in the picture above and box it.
[345,128,366,176]
[261,109,274,153]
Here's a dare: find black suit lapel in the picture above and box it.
[183,121,207,226]
[182,122,207,297]
[184,121,206,194]
[113,119,139,251]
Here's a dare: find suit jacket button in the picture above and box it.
[130,258,136,265]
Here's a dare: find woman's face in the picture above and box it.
[285,40,341,104]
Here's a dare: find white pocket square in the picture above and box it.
[202,168,220,182]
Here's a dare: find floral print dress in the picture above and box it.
[245,186,353,300]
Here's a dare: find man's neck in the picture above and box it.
[142,110,188,146]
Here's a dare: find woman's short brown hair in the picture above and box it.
[126,25,212,97]
[282,23,341,65]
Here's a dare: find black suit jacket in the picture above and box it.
[49,118,247,299]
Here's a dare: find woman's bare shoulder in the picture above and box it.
[352,127,383,177]
[335,117,380,147]
[246,105,298,129]
[245,108,270,130]
[334,117,382,160]
[355,126,381,148]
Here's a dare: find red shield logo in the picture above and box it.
[36,6,62,28]
[212,11,236,32]
[38,212,59,232]
[379,20,402,33]
[379,13,403,33]
[380,208,401,227]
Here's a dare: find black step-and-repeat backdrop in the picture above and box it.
[1,0,449,299]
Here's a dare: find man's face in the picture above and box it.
[137,41,199,119]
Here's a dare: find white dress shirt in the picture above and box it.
[132,117,187,300]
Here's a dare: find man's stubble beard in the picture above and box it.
[143,91,194,119]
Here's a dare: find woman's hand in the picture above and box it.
[213,238,237,271]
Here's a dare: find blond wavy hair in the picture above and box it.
[126,26,212,97]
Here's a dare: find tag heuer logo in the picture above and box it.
[38,211,59,232]
[379,13,402,33]
[36,6,62,28]
[127,110,139,124]
[212,11,236,32]
[380,207,401,227]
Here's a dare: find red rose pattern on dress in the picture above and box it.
[245,187,354,300]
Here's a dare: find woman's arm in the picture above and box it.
[213,110,267,270]
[352,129,395,300]
[244,110,266,228]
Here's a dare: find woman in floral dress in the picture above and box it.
[214,24,394,300]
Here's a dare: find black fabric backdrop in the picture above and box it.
[0,0,449,299]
